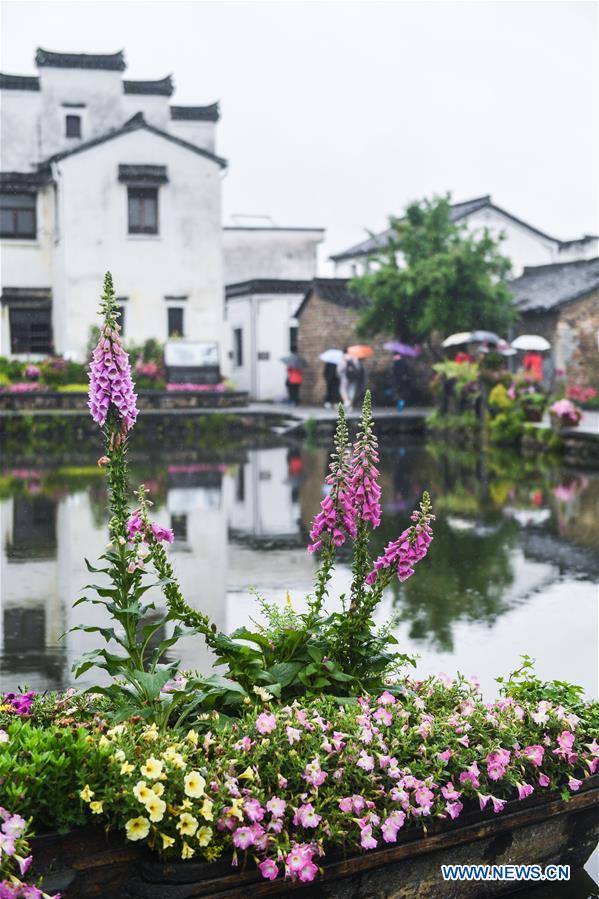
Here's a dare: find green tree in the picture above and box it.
[352,194,515,344]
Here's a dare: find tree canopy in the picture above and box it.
[351,195,516,344]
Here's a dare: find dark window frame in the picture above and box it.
[65,114,81,138]
[170,513,188,542]
[167,306,184,338]
[128,186,159,235]
[289,325,298,353]
[0,192,37,239]
[233,328,243,367]
[9,306,53,354]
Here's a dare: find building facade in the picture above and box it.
[1,49,225,362]
[223,227,323,399]
[331,196,599,279]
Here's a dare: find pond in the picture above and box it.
[2,434,598,892]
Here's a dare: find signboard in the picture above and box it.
[165,341,219,368]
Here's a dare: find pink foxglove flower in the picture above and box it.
[307,408,356,553]
[365,493,434,585]
[88,324,138,431]
[349,391,382,528]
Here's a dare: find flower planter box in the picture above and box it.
[30,776,599,898]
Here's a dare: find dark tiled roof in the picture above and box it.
[330,196,492,261]
[224,226,325,233]
[226,279,311,299]
[43,112,227,169]
[0,72,40,91]
[35,48,126,71]
[118,164,168,184]
[511,258,599,313]
[123,76,174,96]
[295,278,369,317]
[171,103,219,122]
[0,171,52,193]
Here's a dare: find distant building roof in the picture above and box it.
[0,171,52,193]
[35,48,126,71]
[295,278,369,317]
[223,226,325,233]
[511,258,599,313]
[123,76,174,96]
[330,195,598,262]
[0,72,40,91]
[226,279,311,299]
[43,111,227,169]
[171,103,220,122]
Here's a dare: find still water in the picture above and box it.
[1,438,597,696]
[1,436,598,891]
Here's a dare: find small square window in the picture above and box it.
[9,306,53,354]
[65,115,81,138]
[0,193,36,239]
[128,187,158,235]
[168,307,184,338]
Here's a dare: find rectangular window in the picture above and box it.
[65,114,81,138]
[170,514,188,542]
[116,304,126,337]
[9,307,53,354]
[168,307,184,338]
[0,193,36,239]
[233,328,243,367]
[128,187,158,235]
[289,326,298,353]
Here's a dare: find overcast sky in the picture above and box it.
[2,0,597,270]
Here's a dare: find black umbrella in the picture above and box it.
[280,354,307,368]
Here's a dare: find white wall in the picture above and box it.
[223,229,323,284]
[51,127,223,359]
[0,88,42,168]
[169,119,216,155]
[121,93,170,131]
[225,291,303,399]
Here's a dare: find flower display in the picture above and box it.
[549,398,582,428]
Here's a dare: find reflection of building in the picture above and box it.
[510,258,599,387]
[229,448,303,546]
[1,49,224,360]
[331,195,598,279]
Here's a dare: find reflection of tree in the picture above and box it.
[393,517,518,652]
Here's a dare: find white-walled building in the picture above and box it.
[1,49,225,361]
[223,227,323,399]
[331,195,599,278]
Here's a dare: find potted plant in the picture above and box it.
[549,398,583,430]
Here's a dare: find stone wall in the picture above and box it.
[0,389,248,413]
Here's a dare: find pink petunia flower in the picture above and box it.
[258,858,279,880]
[255,712,277,735]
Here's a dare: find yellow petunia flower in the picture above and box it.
[133,781,153,804]
[183,771,206,798]
[229,798,244,820]
[107,724,126,738]
[125,817,150,841]
[79,785,94,802]
[120,761,135,776]
[152,782,165,797]
[160,833,175,850]
[181,841,195,860]
[239,767,255,781]
[113,749,126,762]
[197,826,212,847]
[89,800,104,814]
[146,795,166,823]
[185,729,199,746]
[177,813,199,837]
[200,798,214,822]
[141,757,164,780]
[180,798,192,811]
[142,724,159,742]
[98,735,111,748]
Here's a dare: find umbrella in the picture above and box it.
[470,330,502,344]
[280,353,307,368]
[442,332,473,348]
[319,348,344,364]
[497,341,517,357]
[383,341,421,358]
[347,344,373,359]
[511,335,551,352]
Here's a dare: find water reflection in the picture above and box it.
[1,441,597,698]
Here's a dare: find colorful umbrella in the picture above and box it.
[511,335,551,351]
[319,348,344,364]
[347,344,373,359]
[383,341,421,358]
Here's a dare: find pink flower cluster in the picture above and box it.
[24,366,40,381]
[366,502,434,585]
[166,382,226,392]
[88,325,138,430]
[0,807,58,898]
[126,512,174,545]
[2,692,34,716]
[566,384,597,403]
[350,413,381,528]
[549,398,582,427]
[1,383,48,394]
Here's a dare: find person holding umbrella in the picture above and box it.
[319,348,342,407]
[338,345,369,410]
[280,353,306,406]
